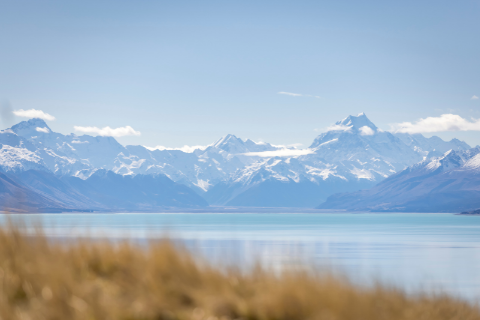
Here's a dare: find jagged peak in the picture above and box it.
[336,113,377,131]
[423,147,480,172]
[314,113,378,139]
[438,146,480,162]
[11,118,52,133]
[213,134,243,148]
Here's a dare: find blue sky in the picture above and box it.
[1,0,479,148]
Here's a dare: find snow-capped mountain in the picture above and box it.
[0,114,472,208]
[10,118,126,175]
[309,113,422,172]
[5,119,276,191]
[112,134,282,193]
[319,147,480,212]
[204,113,471,207]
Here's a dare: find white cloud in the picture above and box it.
[145,145,209,153]
[391,114,480,133]
[243,148,314,157]
[359,126,375,136]
[13,109,55,121]
[322,124,352,132]
[287,143,303,148]
[278,91,302,97]
[74,125,141,137]
[278,92,321,98]
[472,95,479,100]
[35,127,50,133]
[270,143,303,149]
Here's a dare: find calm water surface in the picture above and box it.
[1,213,479,301]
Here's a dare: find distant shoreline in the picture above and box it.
[0,207,464,214]
[457,209,480,216]
[1,207,348,214]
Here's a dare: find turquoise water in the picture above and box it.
[1,213,480,301]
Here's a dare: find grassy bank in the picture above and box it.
[0,225,479,320]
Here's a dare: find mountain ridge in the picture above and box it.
[318,147,480,212]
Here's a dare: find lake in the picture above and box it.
[1,212,479,302]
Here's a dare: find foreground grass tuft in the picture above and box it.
[0,225,479,320]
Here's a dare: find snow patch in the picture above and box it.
[194,179,211,192]
[350,167,375,180]
[306,166,334,180]
[463,153,480,170]
[317,138,339,147]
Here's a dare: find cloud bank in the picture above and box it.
[74,125,141,137]
[391,114,480,133]
[244,148,314,157]
[145,145,209,153]
[13,109,55,121]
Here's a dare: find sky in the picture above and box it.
[1,0,479,148]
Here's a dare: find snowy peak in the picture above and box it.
[11,118,52,136]
[12,118,52,134]
[13,118,50,129]
[463,152,480,170]
[309,113,382,149]
[211,134,278,154]
[212,134,249,154]
[214,134,243,149]
[336,113,378,135]
[420,147,480,173]
[310,113,379,148]
[437,150,466,171]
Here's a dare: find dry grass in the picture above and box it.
[0,224,479,320]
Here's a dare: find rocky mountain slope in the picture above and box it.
[0,169,208,212]
[0,171,64,212]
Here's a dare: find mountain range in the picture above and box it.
[203,113,469,207]
[0,113,473,212]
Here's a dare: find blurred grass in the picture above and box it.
[0,223,479,320]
